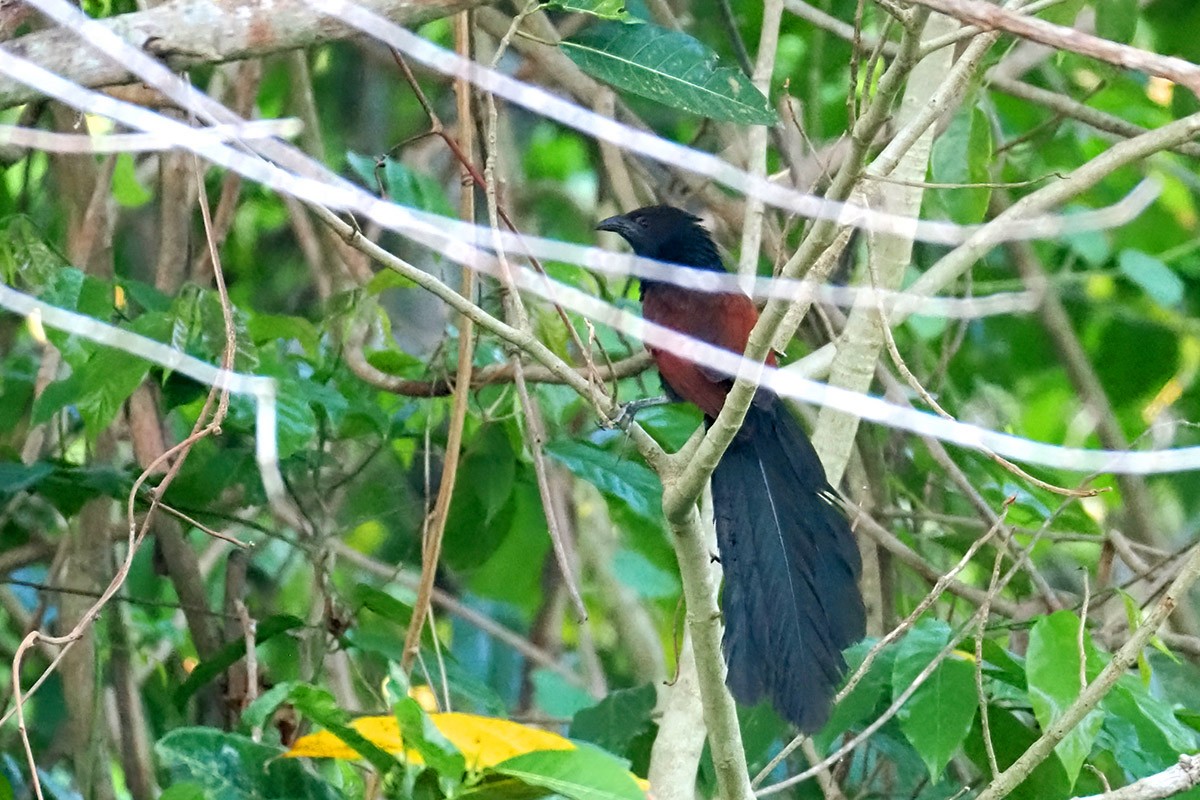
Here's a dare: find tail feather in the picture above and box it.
[711,395,865,732]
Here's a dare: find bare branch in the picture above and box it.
[1073,755,1200,800]
[0,0,483,107]
[909,0,1200,98]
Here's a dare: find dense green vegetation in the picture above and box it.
[2,0,1200,797]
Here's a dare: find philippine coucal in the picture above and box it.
[597,205,865,732]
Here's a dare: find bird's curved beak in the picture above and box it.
[595,214,630,235]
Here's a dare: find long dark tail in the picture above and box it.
[711,395,865,732]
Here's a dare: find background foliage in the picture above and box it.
[2,0,1200,798]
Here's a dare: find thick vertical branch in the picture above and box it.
[660,500,754,800]
[736,0,783,282]
[810,12,961,484]
[45,103,119,800]
[647,632,707,799]
[400,10,478,671]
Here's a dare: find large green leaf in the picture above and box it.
[569,684,657,757]
[156,728,339,800]
[74,343,153,438]
[611,548,678,599]
[1100,678,1200,782]
[443,423,519,570]
[1026,611,1105,787]
[931,104,993,225]
[489,744,645,800]
[544,439,662,522]
[892,619,977,780]
[1038,0,1085,25]
[963,708,1072,800]
[173,615,305,709]
[0,461,54,496]
[560,22,777,125]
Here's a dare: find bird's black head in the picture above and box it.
[596,205,723,271]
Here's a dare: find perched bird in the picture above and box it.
[597,205,865,732]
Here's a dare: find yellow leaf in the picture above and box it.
[433,713,574,769]
[285,712,572,768]
[285,711,650,792]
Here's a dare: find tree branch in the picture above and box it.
[908,0,1200,98]
[1073,755,1200,800]
[975,544,1200,800]
[0,0,484,108]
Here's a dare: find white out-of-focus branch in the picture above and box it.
[0,119,301,153]
[6,1,1200,476]
[0,41,1158,321]
[15,0,1156,248]
[309,0,1155,246]
[3,50,1195,474]
[0,0,482,107]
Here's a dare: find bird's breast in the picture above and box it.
[640,285,769,418]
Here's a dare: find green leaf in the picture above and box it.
[0,461,55,496]
[247,314,320,354]
[466,477,552,610]
[75,344,152,438]
[346,151,381,190]
[560,22,777,125]
[544,439,662,522]
[159,783,207,800]
[1096,0,1138,43]
[490,744,645,800]
[365,269,417,293]
[1101,681,1200,779]
[533,669,597,718]
[931,104,993,225]
[1026,611,1104,786]
[240,681,298,733]
[156,728,339,800]
[892,619,977,780]
[119,277,172,313]
[288,685,401,775]
[569,685,657,756]
[819,637,896,744]
[355,585,414,625]
[173,615,305,709]
[1038,0,1085,25]
[611,549,679,599]
[1118,249,1184,307]
[381,159,456,217]
[274,378,321,459]
[112,153,153,207]
[545,0,632,21]
[1065,228,1112,268]
[443,424,519,569]
[365,348,424,377]
[394,698,467,781]
[964,707,1072,800]
[1115,588,1175,683]
[30,463,131,516]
